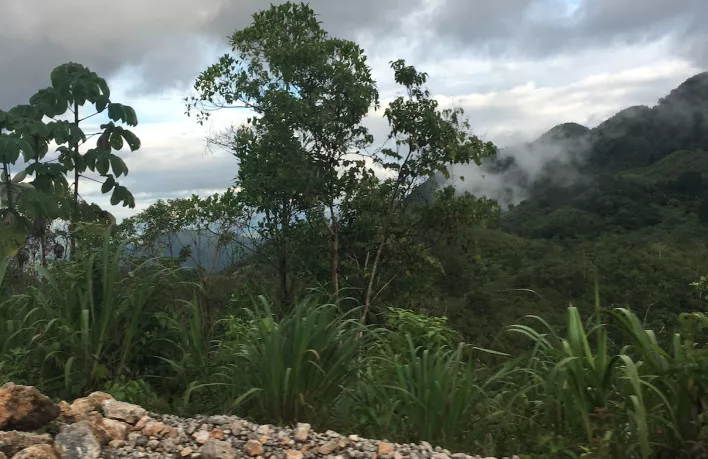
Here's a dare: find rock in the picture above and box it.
[86,392,113,407]
[284,450,303,459]
[101,399,146,424]
[202,439,236,459]
[378,442,395,456]
[280,436,294,447]
[348,435,361,442]
[0,383,60,430]
[245,439,264,456]
[0,431,53,457]
[192,430,209,445]
[103,419,130,441]
[256,424,271,436]
[108,439,125,449]
[433,454,450,459]
[54,421,102,459]
[12,444,59,459]
[229,420,244,435]
[70,398,95,417]
[206,415,231,425]
[294,423,310,442]
[142,421,166,437]
[57,401,76,423]
[147,439,159,449]
[420,442,433,452]
[180,447,193,457]
[126,431,141,447]
[318,440,339,455]
[134,415,151,431]
[81,411,111,445]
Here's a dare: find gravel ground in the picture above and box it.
[101,411,519,459]
[0,384,521,459]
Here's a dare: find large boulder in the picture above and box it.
[0,383,60,431]
[0,431,52,457]
[54,421,101,459]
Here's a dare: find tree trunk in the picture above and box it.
[2,163,13,212]
[362,222,389,323]
[329,202,340,306]
[278,202,292,309]
[70,102,79,259]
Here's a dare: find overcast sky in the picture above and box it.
[1,0,705,220]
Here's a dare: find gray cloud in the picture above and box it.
[0,0,422,109]
[426,0,706,64]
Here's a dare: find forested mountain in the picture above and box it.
[407,72,708,346]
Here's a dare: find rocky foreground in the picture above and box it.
[0,382,517,459]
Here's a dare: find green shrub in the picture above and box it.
[230,295,367,425]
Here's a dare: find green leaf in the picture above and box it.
[120,130,141,151]
[97,155,110,175]
[123,106,138,126]
[101,175,115,193]
[107,103,126,123]
[95,95,109,112]
[109,155,128,177]
[110,185,124,205]
[109,131,124,150]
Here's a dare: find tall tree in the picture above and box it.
[359,60,498,320]
[188,2,378,307]
[29,63,141,257]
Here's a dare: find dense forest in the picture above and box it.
[2,3,708,458]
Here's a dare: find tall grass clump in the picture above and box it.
[224,295,368,425]
[0,232,190,401]
[504,292,708,458]
[352,336,507,449]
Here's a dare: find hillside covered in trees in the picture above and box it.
[411,71,708,345]
[3,3,708,458]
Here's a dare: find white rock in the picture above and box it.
[294,423,311,442]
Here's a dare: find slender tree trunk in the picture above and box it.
[277,203,292,310]
[362,221,389,323]
[2,162,13,212]
[70,102,79,259]
[32,139,47,267]
[329,202,340,306]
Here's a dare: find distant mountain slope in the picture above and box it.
[127,229,255,273]
[402,72,708,340]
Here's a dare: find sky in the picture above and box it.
[0,0,706,220]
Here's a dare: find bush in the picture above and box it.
[227,295,368,425]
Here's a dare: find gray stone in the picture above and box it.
[207,415,232,425]
[202,439,237,459]
[54,421,102,459]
